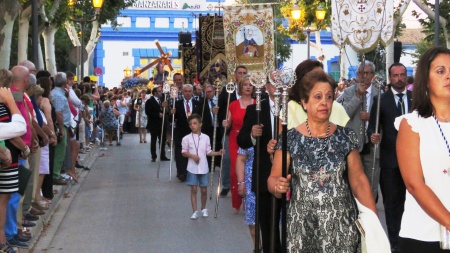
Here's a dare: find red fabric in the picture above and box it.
[68,101,78,117]
[228,99,255,210]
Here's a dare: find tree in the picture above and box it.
[0,0,20,69]
[412,0,449,48]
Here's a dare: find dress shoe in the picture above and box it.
[151,159,156,162]
[32,201,49,211]
[14,235,30,243]
[30,207,45,216]
[75,162,84,168]
[160,157,170,161]
[7,237,28,248]
[18,229,31,239]
[21,220,36,228]
[220,188,229,198]
[23,213,39,221]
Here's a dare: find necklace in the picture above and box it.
[305,119,331,138]
[191,133,201,156]
[433,114,450,177]
[305,119,332,154]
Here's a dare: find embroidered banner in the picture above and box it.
[331,0,394,53]
[198,14,227,85]
[223,4,275,79]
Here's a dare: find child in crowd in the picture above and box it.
[182,114,224,220]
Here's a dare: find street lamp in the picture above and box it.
[68,0,104,82]
[291,3,326,58]
[123,67,132,78]
[134,67,141,77]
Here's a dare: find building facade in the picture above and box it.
[94,0,417,88]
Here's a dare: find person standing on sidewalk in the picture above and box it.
[182,114,224,219]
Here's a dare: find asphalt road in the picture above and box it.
[31,133,387,253]
[32,133,253,253]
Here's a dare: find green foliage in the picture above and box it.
[411,0,449,48]
[234,0,292,68]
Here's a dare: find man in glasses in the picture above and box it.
[336,60,381,200]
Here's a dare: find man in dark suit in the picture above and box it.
[367,63,410,253]
[200,84,219,171]
[236,82,281,253]
[145,87,169,162]
[217,65,247,197]
[171,84,202,182]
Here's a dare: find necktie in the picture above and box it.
[210,99,215,126]
[396,94,405,115]
[186,100,191,117]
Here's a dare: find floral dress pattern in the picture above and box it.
[276,126,360,253]
[238,147,255,225]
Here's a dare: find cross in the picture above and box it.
[358,5,365,12]
[134,40,174,77]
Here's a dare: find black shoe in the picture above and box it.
[22,221,36,228]
[220,188,229,198]
[14,235,30,243]
[177,175,186,182]
[160,157,170,161]
[7,237,28,248]
[151,159,156,162]
[23,213,39,221]
[83,166,90,171]
[53,178,67,185]
[75,162,84,168]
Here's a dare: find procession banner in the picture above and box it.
[198,14,227,85]
[331,0,394,53]
[223,3,275,79]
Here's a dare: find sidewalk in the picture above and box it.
[21,145,100,253]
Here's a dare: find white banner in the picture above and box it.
[331,0,394,53]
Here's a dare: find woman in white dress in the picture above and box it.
[134,90,148,143]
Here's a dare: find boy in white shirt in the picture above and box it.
[182,114,224,220]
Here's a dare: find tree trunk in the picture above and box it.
[43,24,58,75]
[18,6,32,64]
[385,0,412,77]
[84,20,101,76]
[0,1,20,69]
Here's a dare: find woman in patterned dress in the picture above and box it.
[134,90,148,143]
[236,146,256,248]
[268,70,376,252]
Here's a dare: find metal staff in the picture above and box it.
[268,69,282,253]
[249,71,267,253]
[157,82,170,178]
[214,81,235,218]
[371,76,383,191]
[168,85,178,181]
[209,78,222,200]
[278,69,295,253]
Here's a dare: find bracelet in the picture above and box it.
[237,181,244,185]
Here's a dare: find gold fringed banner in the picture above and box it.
[223,3,275,78]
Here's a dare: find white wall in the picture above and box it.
[102,40,180,89]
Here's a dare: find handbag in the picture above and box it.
[18,165,32,196]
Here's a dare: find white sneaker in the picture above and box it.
[201,209,208,218]
[190,211,198,220]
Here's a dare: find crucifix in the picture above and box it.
[135,40,174,77]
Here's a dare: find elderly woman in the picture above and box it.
[395,46,450,252]
[268,70,376,252]
[101,100,120,146]
[223,74,255,214]
[287,60,349,129]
